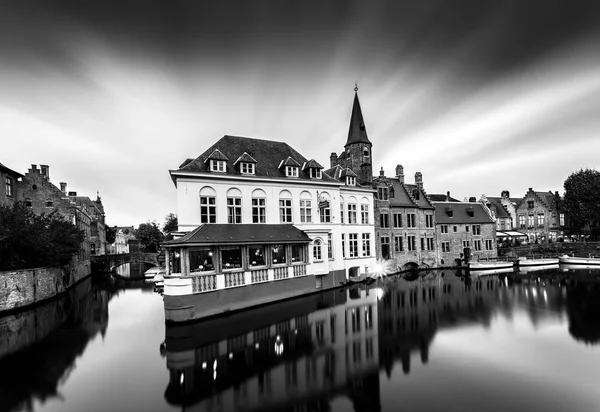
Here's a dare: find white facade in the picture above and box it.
[172,171,377,277]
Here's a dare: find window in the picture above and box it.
[440,225,448,234]
[292,244,305,263]
[313,239,323,261]
[361,204,369,224]
[442,242,450,252]
[210,160,226,172]
[519,214,526,228]
[393,213,402,228]
[537,213,545,227]
[407,235,416,251]
[320,203,331,223]
[340,202,344,224]
[286,166,298,177]
[466,226,470,232]
[349,234,358,257]
[394,236,403,252]
[425,214,433,228]
[227,197,242,224]
[309,168,322,179]
[426,238,435,250]
[473,225,481,235]
[463,240,470,248]
[377,187,388,200]
[45,199,53,207]
[249,246,266,266]
[190,247,216,271]
[341,234,345,258]
[348,203,357,224]
[485,239,493,250]
[363,146,370,160]
[5,177,13,197]
[252,198,266,223]
[380,213,389,228]
[412,189,420,200]
[381,236,390,247]
[560,213,565,226]
[528,214,534,228]
[453,225,457,232]
[407,213,416,228]
[272,244,286,264]
[200,196,217,223]
[527,200,534,209]
[222,246,242,269]
[25,198,32,207]
[346,176,356,186]
[328,233,333,259]
[474,240,482,251]
[421,237,424,251]
[300,199,312,223]
[241,162,255,174]
[362,234,370,257]
[280,198,293,223]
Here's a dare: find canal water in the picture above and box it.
[1,264,600,412]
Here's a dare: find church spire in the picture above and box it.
[345,85,371,147]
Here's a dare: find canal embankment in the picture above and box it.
[500,241,600,259]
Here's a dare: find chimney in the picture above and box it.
[528,187,533,192]
[60,182,67,194]
[40,165,49,180]
[379,167,385,177]
[395,165,404,183]
[501,190,510,199]
[469,196,476,202]
[330,152,338,168]
[30,164,38,173]
[446,191,450,202]
[68,191,77,197]
[415,172,423,189]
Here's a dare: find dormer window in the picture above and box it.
[286,166,299,177]
[346,176,356,186]
[303,159,324,180]
[210,160,226,172]
[309,168,322,179]
[240,162,255,175]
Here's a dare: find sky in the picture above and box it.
[1,0,600,226]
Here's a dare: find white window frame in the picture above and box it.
[227,197,242,224]
[241,162,255,175]
[210,160,226,172]
[346,176,356,186]
[279,199,293,223]
[200,196,217,223]
[286,166,298,177]
[300,199,312,223]
[361,233,370,257]
[252,197,266,223]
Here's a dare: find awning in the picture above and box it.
[496,230,528,238]
[162,224,312,247]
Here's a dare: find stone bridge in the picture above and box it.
[91,252,160,273]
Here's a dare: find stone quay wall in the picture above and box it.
[0,260,90,313]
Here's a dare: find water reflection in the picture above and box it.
[164,268,600,412]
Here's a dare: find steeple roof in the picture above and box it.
[345,90,371,147]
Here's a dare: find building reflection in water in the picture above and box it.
[0,275,112,412]
[164,285,381,412]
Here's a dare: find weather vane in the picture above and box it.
[354,81,358,92]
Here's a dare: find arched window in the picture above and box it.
[251,188,266,223]
[313,238,323,261]
[299,191,312,223]
[226,188,242,224]
[347,196,357,224]
[360,197,370,224]
[340,196,345,224]
[199,186,217,223]
[279,190,293,223]
[319,191,331,223]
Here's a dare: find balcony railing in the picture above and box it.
[225,271,245,288]
[293,265,307,277]
[274,266,289,280]
[192,274,217,293]
[251,269,268,283]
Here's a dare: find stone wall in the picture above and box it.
[0,262,90,313]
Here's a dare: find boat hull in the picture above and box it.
[468,261,514,270]
[558,256,600,265]
[518,258,559,266]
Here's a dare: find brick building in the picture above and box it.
[432,201,497,265]
[0,162,22,207]
[515,188,566,243]
[372,166,437,271]
[17,164,99,277]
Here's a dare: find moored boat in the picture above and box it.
[144,266,162,278]
[468,260,514,270]
[517,257,559,266]
[469,267,514,276]
[518,263,559,274]
[558,254,600,265]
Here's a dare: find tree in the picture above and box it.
[563,168,600,234]
[163,213,178,239]
[134,221,164,253]
[0,202,84,270]
[105,225,117,244]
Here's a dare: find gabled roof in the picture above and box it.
[174,135,338,182]
[233,152,257,165]
[340,168,357,178]
[0,162,23,178]
[204,148,229,162]
[433,202,495,224]
[488,201,510,219]
[162,224,311,247]
[323,165,343,180]
[428,193,460,202]
[303,159,323,170]
[345,91,371,147]
[279,156,301,168]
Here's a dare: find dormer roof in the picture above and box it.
[340,168,357,178]
[203,148,229,163]
[233,152,257,165]
[303,159,323,170]
[278,156,301,168]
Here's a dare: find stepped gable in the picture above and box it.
[175,135,337,182]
